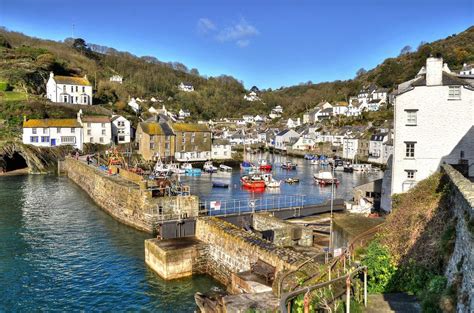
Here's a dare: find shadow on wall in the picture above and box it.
[440,126,474,178]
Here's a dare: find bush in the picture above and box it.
[361,240,397,293]
[0,81,9,91]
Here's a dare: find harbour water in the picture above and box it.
[181,153,383,206]
[0,175,221,312]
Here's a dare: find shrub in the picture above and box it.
[361,240,397,293]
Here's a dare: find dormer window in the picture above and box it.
[448,86,461,100]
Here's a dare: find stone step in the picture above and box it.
[364,293,421,313]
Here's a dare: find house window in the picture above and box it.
[61,136,76,144]
[90,137,94,143]
[63,95,68,103]
[165,143,170,150]
[101,129,106,135]
[82,86,85,92]
[30,136,38,143]
[406,170,416,179]
[191,137,195,143]
[32,128,37,134]
[75,96,78,103]
[448,86,461,100]
[63,85,66,91]
[99,137,104,143]
[75,86,78,92]
[71,128,75,133]
[87,123,91,127]
[41,136,49,142]
[71,86,73,92]
[405,110,417,126]
[405,142,415,158]
[57,128,61,134]
[101,123,105,128]
[87,129,91,135]
[150,142,155,149]
[42,128,46,134]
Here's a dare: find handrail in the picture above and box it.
[278,222,383,296]
[279,265,367,313]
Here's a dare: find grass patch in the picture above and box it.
[0,91,27,102]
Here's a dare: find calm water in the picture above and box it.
[0,175,221,312]
[182,153,383,206]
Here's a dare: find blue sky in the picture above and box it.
[1,0,473,89]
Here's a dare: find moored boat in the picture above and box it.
[304,154,315,160]
[313,171,339,186]
[240,161,256,171]
[212,181,229,188]
[203,161,218,173]
[352,163,372,172]
[219,164,232,171]
[281,161,297,170]
[258,159,272,171]
[285,177,300,184]
[240,174,266,189]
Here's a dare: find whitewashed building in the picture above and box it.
[391,57,474,199]
[459,63,474,76]
[178,109,191,120]
[110,75,123,84]
[78,111,112,145]
[291,136,316,151]
[178,82,194,92]
[211,139,232,160]
[22,118,83,150]
[342,137,359,160]
[46,72,93,105]
[111,115,131,144]
[274,129,300,151]
[244,91,260,102]
[368,133,392,164]
[128,98,140,113]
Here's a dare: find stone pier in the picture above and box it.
[60,158,199,233]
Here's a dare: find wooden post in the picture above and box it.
[364,268,368,307]
[346,276,351,313]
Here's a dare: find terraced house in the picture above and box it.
[136,122,211,161]
[22,118,83,150]
[173,123,211,162]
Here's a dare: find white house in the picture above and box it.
[111,115,131,144]
[272,105,283,114]
[211,139,232,160]
[459,63,474,76]
[368,133,392,164]
[243,115,255,124]
[390,57,474,208]
[46,72,93,105]
[78,111,112,145]
[332,104,348,116]
[291,136,316,151]
[244,91,260,102]
[346,100,362,117]
[274,129,300,151]
[178,82,194,92]
[22,117,83,150]
[316,108,333,120]
[109,75,123,84]
[254,115,265,123]
[342,137,359,160]
[178,109,191,120]
[128,98,140,113]
[367,99,383,111]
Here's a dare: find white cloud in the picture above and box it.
[216,18,259,45]
[236,39,250,48]
[197,18,216,34]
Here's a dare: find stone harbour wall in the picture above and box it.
[442,165,474,313]
[62,158,198,233]
[195,217,306,286]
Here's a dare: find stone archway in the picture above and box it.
[0,152,28,172]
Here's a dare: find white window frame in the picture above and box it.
[405,142,415,158]
[405,110,417,126]
[448,86,461,100]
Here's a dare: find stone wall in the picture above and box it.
[195,217,306,286]
[253,213,313,247]
[442,164,473,313]
[62,158,199,233]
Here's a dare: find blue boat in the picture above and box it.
[212,181,229,188]
[240,161,256,171]
[185,168,202,176]
[304,154,315,160]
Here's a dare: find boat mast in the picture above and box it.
[329,161,335,253]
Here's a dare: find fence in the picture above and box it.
[198,194,306,217]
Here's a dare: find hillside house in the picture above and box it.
[274,129,300,151]
[211,139,232,160]
[22,118,83,150]
[244,91,260,102]
[390,57,474,204]
[109,75,123,84]
[368,133,392,164]
[178,109,191,120]
[174,123,212,161]
[136,122,175,161]
[459,63,474,76]
[128,98,140,113]
[291,136,316,151]
[46,72,93,105]
[111,115,131,144]
[342,137,359,160]
[178,82,194,92]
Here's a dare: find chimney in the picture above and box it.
[49,72,54,78]
[23,115,27,122]
[77,109,83,123]
[426,57,443,86]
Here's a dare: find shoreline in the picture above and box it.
[0,168,29,176]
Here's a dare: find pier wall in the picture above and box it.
[61,158,199,233]
[253,213,313,247]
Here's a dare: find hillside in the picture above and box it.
[0,25,473,124]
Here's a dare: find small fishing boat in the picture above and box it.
[212,181,229,188]
[310,157,319,165]
[343,165,354,173]
[185,168,202,176]
[258,159,272,171]
[240,161,256,171]
[281,162,297,170]
[153,160,171,177]
[314,171,339,186]
[304,154,315,160]
[219,164,232,171]
[181,163,193,171]
[261,173,281,188]
[285,177,300,184]
[240,174,266,189]
[169,163,185,174]
[352,163,372,173]
[203,161,218,173]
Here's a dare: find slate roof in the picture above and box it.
[370,133,388,141]
[411,72,472,87]
[160,122,175,136]
[82,116,111,123]
[53,75,91,86]
[23,119,81,128]
[277,129,291,136]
